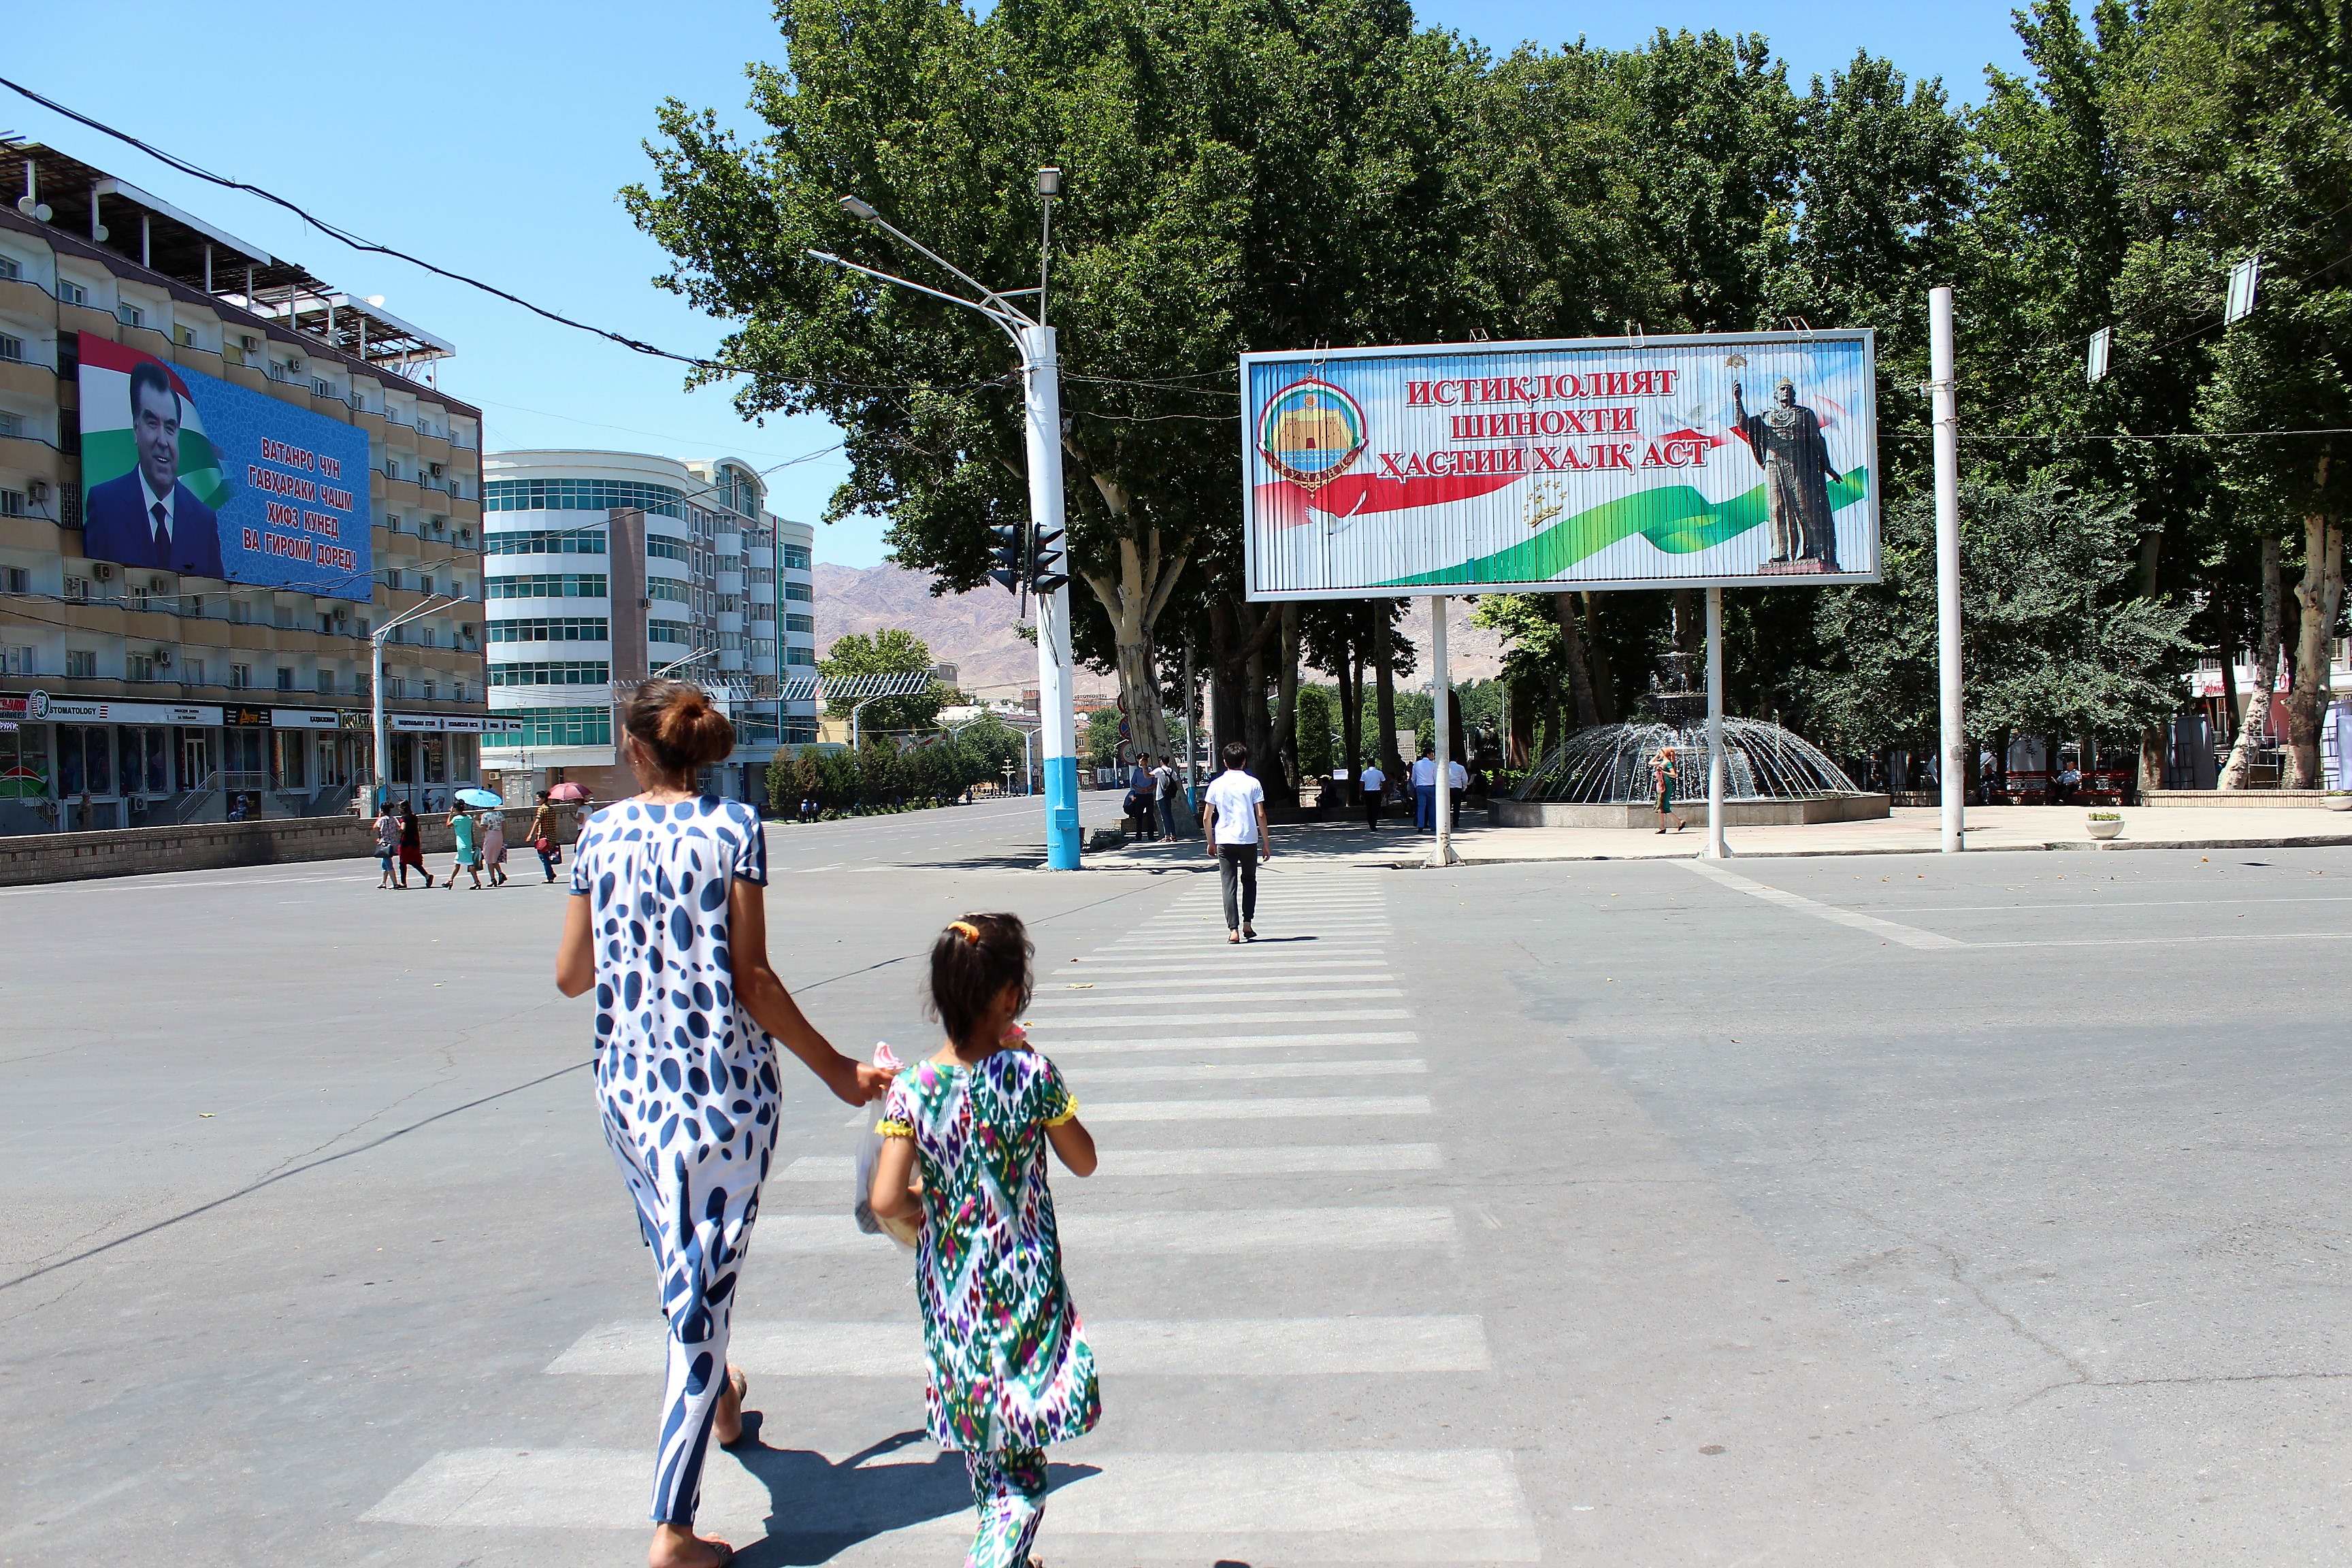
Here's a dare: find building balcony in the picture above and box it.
[0,433,65,489]
[743,545,774,569]
[717,610,744,634]
[59,301,120,344]
[716,569,745,595]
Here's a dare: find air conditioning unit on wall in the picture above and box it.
[153,647,173,668]
[92,561,114,581]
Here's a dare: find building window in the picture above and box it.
[489,660,610,687]
[117,303,144,328]
[65,649,97,679]
[231,663,252,688]
[127,653,156,682]
[0,644,33,674]
[646,536,689,564]
[492,704,613,748]
[276,667,294,691]
[485,528,606,557]
[785,613,815,634]
[186,657,206,685]
[1,566,27,592]
[57,279,87,307]
[781,717,819,744]
[783,581,813,602]
[785,646,815,666]
[483,477,687,518]
[0,333,22,363]
[487,572,607,600]
[647,579,691,605]
[0,256,16,280]
[648,621,691,647]
[0,410,22,438]
[780,544,812,570]
[489,617,609,643]
[0,489,23,518]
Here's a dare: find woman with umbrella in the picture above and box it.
[458,788,509,887]
[447,801,486,890]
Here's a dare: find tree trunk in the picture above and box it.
[1207,596,1250,772]
[1553,592,1601,728]
[1275,603,1302,794]
[2286,487,2342,789]
[2219,536,2285,789]
[1337,636,1364,790]
[1582,593,1618,723]
[1373,606,1401,777]
[1079,532,1188,771]
[1508,679,1535,766]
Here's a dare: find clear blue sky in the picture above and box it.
[7,1,2029,567]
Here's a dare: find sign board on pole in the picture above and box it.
[1241,330,1879,600]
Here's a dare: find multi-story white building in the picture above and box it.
[478,449,813,805]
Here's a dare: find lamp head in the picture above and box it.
[1036,167,1062,198]
[838,196,879,222]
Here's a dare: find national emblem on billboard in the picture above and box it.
[1240,330,1880,599]
[1256,378,1367,493]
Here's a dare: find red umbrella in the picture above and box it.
[546,782,590,802]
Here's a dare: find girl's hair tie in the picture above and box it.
[948,919,981,943]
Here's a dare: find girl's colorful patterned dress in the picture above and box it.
[879,1049,1098,1567]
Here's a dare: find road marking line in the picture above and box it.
[1070,1058,1425,1085]
[1081,957,1394,973]
[549,1314,1488,1377]
[1047,1030,1422,1055]
[781,1141,1441,1183]
[1029,986,1401,1010]
[1037,1009,1411,1029]
[361,1447,1535,1556]
[1081,1094,1432,1122]
[764,1204,1452,1253]
[1680,860,1966,949]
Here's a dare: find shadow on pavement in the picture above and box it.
[732,1425,1101,1565]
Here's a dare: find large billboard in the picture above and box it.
[1242,329,1878,600]
[77,333,373,602]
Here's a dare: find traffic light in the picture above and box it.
[1028,525,1068,595]
[987,523,1023,594]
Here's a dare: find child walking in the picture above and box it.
[869,913,1099,1568]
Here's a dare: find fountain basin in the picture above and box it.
[1491,794,1890,829]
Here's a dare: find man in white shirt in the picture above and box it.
[1448,757,1468,824]
[1200,742,1271,943]
[1410,745,1438,832]
[1358,761,1387,830]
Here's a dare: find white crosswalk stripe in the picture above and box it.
[357,876,1544,1561]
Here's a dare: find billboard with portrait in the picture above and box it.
[77,333,372,602]
[1241,329,1878,600]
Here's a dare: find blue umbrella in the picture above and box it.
[455,787,504,809]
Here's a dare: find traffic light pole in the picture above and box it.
[1020,323,1081,869]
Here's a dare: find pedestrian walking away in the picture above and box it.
[395,802,434,887]
[1448,755,1468,826]
[1152,753,1179,840]
[1125,753,1158,840]
[447,806,485,889]
[1358,761,1386,830]
[554,679,892,1568]
[373,804,399,888]
[526,791,561,883]
[1200,741,1272,943]
[868,912,1100,1568]
[1653,745,1686,834]
[1411,744,1438,832]
[480,810,509,887]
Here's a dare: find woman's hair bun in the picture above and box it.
[623,677,736,775]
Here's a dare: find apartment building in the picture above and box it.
[479,450,817,806]
[0,142,486,832]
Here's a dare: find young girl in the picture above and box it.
[869,913,1099,1568]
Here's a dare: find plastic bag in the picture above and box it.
[852,1043,919,1249]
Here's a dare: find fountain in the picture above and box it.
[1492,649,1889,828]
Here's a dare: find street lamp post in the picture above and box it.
[811,170,1081,870]
[371,592,458,812]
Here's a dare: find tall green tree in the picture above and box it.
[817,627,947,732]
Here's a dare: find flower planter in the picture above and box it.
[2326,795,2352,813]
[2087,816,2123,840]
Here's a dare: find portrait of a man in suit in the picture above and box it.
[82,359,224,579]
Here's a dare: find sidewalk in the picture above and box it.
[1090,804,2352,870]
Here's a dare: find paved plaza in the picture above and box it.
[5,796,2349,1565]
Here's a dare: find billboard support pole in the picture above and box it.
[371,633,388,813]
[1428,595,1460,868]
[1931,287,1965,853]
[1705,585,1729,859]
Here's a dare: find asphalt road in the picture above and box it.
[2,806,2346,1566]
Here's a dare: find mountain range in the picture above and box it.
[813,559,1507,698]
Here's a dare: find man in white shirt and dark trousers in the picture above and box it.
[1358,761,1387,830]
[1200,742,1272,944]
[1411,745,1439,832]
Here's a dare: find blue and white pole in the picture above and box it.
[1021,323,1081,869]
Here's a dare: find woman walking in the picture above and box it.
[555,679,889,1568]
[869,912,1099,1568]
[480,808,509,887]
[395,802,434,888]
[1652,745,1686,834]
[525,791,560,883]
[447,804,485,889]
[373,802,399,889]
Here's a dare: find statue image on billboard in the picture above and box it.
[1730,376,1841,572]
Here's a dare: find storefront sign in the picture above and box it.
[389,714,444,733]
[270,708,340,730]
[24,697,225,725]
[386,712,496,734]
[226,705,272,726]
[0,691,52,720]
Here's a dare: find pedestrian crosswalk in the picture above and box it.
[357,871,1539,1563]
